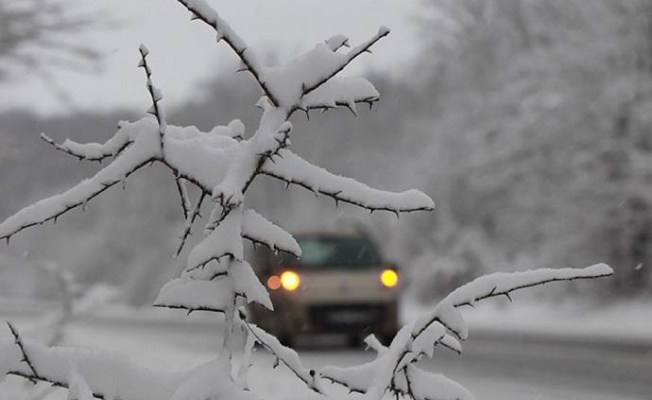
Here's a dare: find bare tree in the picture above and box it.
[0,0,100,85]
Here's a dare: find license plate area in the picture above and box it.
[309,304,383,328]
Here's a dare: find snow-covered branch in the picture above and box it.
[0,3,615,400]
[173,0,280,107]
[241,209,301,258]
[39,126,133,162]
[0,122,160,243]
[449,263,614,307]
[240,316,324,395]
[298,76,380,116]
[297,27,390,103]
[1,329,182,400]
[322,264,612,400]
[262,149,435,214]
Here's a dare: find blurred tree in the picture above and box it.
[0,0,100,84]
[408,0,652,296]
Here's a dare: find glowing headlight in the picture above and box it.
[380,269,398,288]
[280,270,301,291]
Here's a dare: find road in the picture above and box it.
[1,310,651,400]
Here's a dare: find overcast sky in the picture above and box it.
[0,0,426,115]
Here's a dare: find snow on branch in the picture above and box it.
[68,370,95,400]
[230,260,272,309]
[399,366,475,400]
[241,209,301,257]
[39,129,133,163]
[411,264,613,348]
[173,0,280,107]
[209,121,293,212]
[156,262,271,313]
[185,207,243,272]
[154,277,232,314]
[447,263,614,308]
[261,29,389,109]
[0,119,161,243]
[169,358,263,400]
[261,149,435,214]
[299,76,380,116]
[322,264,612,400]
[322,325,470,400]
[1,330,183,400]
[297,28,389,103]
[241,319,323,395]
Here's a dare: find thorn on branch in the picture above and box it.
[344,103,357,116]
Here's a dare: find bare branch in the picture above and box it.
[138,45,166,154]
[174,175,191,220]
[174,190,207,257]
[151,304,226,314]
[7,322,39,384]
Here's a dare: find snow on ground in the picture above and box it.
[1,297,651,400]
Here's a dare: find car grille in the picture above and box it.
[308,304,384,329]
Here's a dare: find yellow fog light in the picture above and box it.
[380,269,398,288]
[280,271,301,291]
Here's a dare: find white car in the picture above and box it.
[250,232,400,346]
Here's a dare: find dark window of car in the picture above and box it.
[288,236,382,269]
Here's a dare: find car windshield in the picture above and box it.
[292,236,382,269]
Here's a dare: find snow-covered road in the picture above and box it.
[2,311,648,400]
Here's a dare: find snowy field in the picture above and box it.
[0,298,650,400]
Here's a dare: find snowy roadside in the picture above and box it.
[401,295,652,348]
[2,295,651,348]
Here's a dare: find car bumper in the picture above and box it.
[251,298,398,337]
